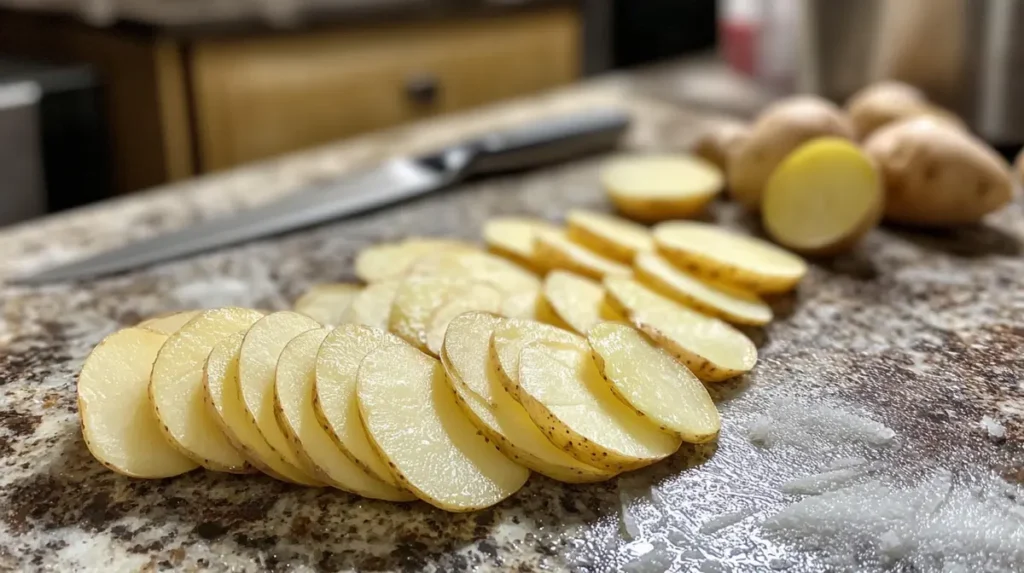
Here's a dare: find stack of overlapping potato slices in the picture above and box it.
[78,207,806,512]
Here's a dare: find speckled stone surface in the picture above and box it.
[1,73,1022,573]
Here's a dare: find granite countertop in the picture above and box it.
[1,65,1023,573]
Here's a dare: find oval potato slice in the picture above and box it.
[388,276,485,354]
[653,221,807,294]
[424,284,503,356]
[482,217,559,271]
[357,344,530,511]
[137,310,201,335]
[604,277,757,382]
[408,250,541,319]
[542,271,623,335]
[601,154,723,222]
[534,231,632,281]
[354,238,477,283]
[79,327,199,478]
[634,252,772,326]
[489,318,583,400]
[441,312,615,483]
[587,322,720,442]
[293,283,360,326]
[566,209,653,263]
[274,328,414,500]
[341,279,401,329]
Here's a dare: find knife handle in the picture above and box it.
[461,108,631,177]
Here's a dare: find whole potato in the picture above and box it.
[728,96,854,210]
[864,117,1012,227]
[693,121,750,173]
[846,81,965,140]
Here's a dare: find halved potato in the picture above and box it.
[425,284,503,356]
[388,276,485,353]
[653,221,807,294]
[357,343,530,511]
[601,154,723,222]
[566,209,653,263]
[274,327,414,500]
[150,307,263,473]
[488,318,583,400]
[604,277,757,381]
[238,311,324,486]
[341,279,401,329]
[587,322,720,442]
[293,283,360,326]
[314,324,409,488]
[633,252,772,326]
[354,238,477,283]
[137,310,201,335]
[542,271,623,335]
[408,250,541,319]
[441,312,615,483]
[79,327,198,478]
[516,341,682,471]
[482,217,559,271]
[534,231,632,281]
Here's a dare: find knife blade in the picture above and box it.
[15,109,630,284]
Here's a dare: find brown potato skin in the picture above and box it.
[846,81,965,141]
[1016,148,1024,183]
[864,117,1013,227]
[728,96,855,210]
[693,121,750,173]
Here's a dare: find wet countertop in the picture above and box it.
[1,64,1022,572]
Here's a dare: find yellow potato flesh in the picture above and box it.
[534,231,632,280]
[425,285,503,356]
[357,344,529,511]
[490,318,585,398]
[293,283,361,326]
[354,238,477,283]
[342,279,401,329]
[542,271,623,335]
[587,322,720,442]
[566,209,653,263]
[408,250,540,319]
[137,310,201,335]
[601,154,723,221]
[79,328,198,478]
[482,217,559,270]
[388,276,481,353]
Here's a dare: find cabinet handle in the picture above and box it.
[405,73,440,106]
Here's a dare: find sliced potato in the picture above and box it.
[533,294,574,330]
[274,328,414,500]
[425,284,503,356]
[293,283,360,326]
[79,327,199,478]
[542,271,623,335]
[388,276,484,353]
[341,279,401,329]
[238,311,324,486]
[441,312,615,483]
[517,341,682,471]
[137,310,202,335]
[566,209,653,263]
[354,238,477,283]
[653,221,807,294]
[482,217,559,271]
[408,250,541,319]
[534,231,632,281]
[587,322,720,442]
[357,344,530,511]
[604,277,757,382]
[633,252,772,326]
[489,318,583,400]
[601,154,723,222]
[314,324,409,488]
[150,307,263,473]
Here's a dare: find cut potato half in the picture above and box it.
[357,344,530,511]
[542,271,623,335]
[566,210,653,263]
[587,322,720,442]
[653,221,807,294]
[604,277,757,381]
[408,250,541,319]
[238,311,324,486]
[137,310,201,335]
[354,238,477,283]
[150,307,263,473]
[602,154,723,222]
[79,328,198,478]
[341,279,400,329]
[425,285,503,356]
[442,312,615,483]
[314,324,409,488]
[489,318,584,400]
[634,252,772,326]
[534,231,632,281]
[762,138,883,256]
[388,276,483,353]
[293,283,360,326]
[517,341,682,471]
[482,217,559,271]
[274,327,414,500]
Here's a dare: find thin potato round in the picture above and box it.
[137,310,201,335]
[388,276,483,353]
[534,231,632,281]
[424,284,503,356]
[489,318,584,400]
[341,279,400,329]
[354,238,477,283]
[542,271,623,335]
[482,217,559,271]
[566,209,653,263]
[408,250,541,319]
[604,277,757,381]
[293,283,360,326]
[357,344,530,511]
[653,221,807,294]
[602,154,723,221]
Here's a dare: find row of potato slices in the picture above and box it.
[79,308,718,511]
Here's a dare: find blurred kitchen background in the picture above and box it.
[0,0,1020,227]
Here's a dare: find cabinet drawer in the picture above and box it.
[191,8,581,171]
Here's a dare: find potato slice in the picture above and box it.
[762,138,883,256]
[441,312,615,483]
[601,154,723,222]
[566,209,653,263]
[408,250,541,319]
[314,324,409,488]
[653,221,807,294]
[293,283,360,326]
[482,217,559,271]
[341,279,401,329]
[534,231,632,281]
[604,277,757,381]
[354,238,477,282]
[517,341,681,471]
[587,322,720,442]
[489,318,583,400]
[388,276,487,353]
[150,307,263,473]
[424,285,503,356]
[274,327,414,500]
[238,311,324,485]
[542,271,623,335]
[79,328,198,478]
[357,344,530,511]
[137,310,201,335]
[634,252,772,326]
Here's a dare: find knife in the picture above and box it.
[15,109,630,284]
